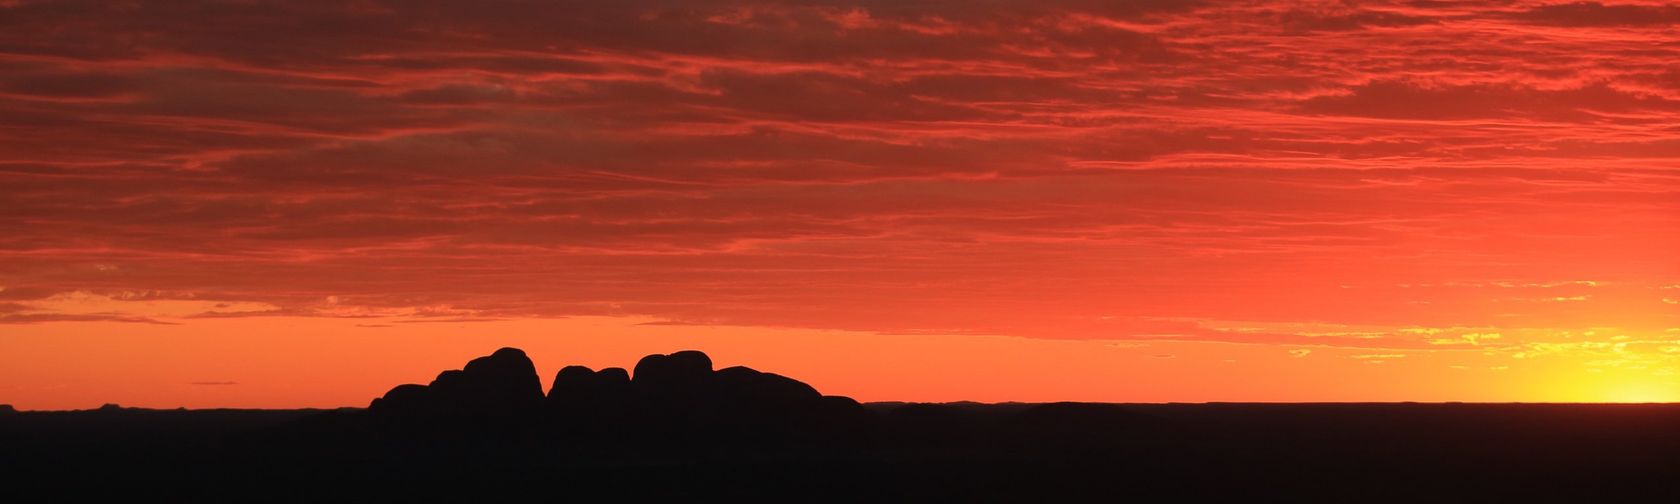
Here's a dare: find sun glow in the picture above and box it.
[1600,382,1680,404]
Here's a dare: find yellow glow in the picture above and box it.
[4,316,1679,410]
[1599,382,1680,404]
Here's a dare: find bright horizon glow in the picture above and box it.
[1597,382,1680,404]
[1,0,1677,409]
[2,316,1676,410]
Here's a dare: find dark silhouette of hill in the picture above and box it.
[4,347,1680,502]
[362,348,870,442]
[368,347,545,419]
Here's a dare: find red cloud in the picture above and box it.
[0,0,1674,350]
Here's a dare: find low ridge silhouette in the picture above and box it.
[5,347,1680,502]
[366,348,870,438]
[368,347,546,419]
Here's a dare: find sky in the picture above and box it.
[1,0,1677,409]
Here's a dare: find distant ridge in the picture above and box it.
[364,347,872,436]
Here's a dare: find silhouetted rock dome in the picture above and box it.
[548,365,631,404]
[367,347,869,435]
[632,350,714,390]
[369,347,543,418]
[712,366,821,404]
[0,404,15,414]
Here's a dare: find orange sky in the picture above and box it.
[1,0,1677,409]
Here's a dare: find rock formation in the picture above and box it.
[370,347,868,435]
[547,365,632,404]
[369,347,544,419]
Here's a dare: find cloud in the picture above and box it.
[0,0,1674,354]
[1297,80,1675,121]
[1508,2,1680,27]
[0,291,279,323]
[0,313,178,325]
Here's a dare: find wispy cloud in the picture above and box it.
[0,0,1672,359]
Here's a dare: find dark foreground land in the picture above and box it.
[3,349,1678,502]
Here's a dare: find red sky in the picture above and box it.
[2,0,1677,409]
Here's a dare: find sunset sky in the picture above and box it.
[2,0,1678,409]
